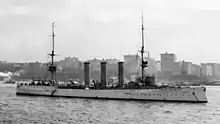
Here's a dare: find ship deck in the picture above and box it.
[56,85,194,90]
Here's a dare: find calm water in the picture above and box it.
[0,84,220,124]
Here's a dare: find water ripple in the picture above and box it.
[0,85,220,124]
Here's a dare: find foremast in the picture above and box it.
[140,13,148,83]
[48,22,57,85]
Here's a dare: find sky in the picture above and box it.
[0,0,220,64]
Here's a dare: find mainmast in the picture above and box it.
[52,22,55,66]
[140,13,148,82]
[48,22,57,82]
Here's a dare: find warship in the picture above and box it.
[16,15,208,103]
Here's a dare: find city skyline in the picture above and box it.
[2,52,220,65]
[0,0,220,64]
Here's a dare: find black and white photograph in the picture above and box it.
[0,0,219,123]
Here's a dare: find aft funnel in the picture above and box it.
[84,62,90,86]
[101,62,107,87]
[118,62,124,86]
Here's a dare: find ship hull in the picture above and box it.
[16,85,208,103]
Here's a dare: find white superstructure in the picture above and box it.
[16,85,208,103]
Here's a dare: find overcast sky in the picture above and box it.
[0,0,220,64]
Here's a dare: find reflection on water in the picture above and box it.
[0,85,220,124]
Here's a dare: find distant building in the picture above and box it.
[173,61,200,76]
[160,52,176,74]
[190,64,200,76]
[156,61,161,72]
[206,63,220,79]
[21,62,45,78]
[124,54,140,75]
[87,58,120,72]
[173,62,181,75]
[105,58,120,77]
[105,58,120,64]
[180,61,193,75]
[88,58,102,71]
[22,63,30,73]
[58,57,80,70]
[144,57,157,75]
[124,53,159,76]
[201,63,212,77]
